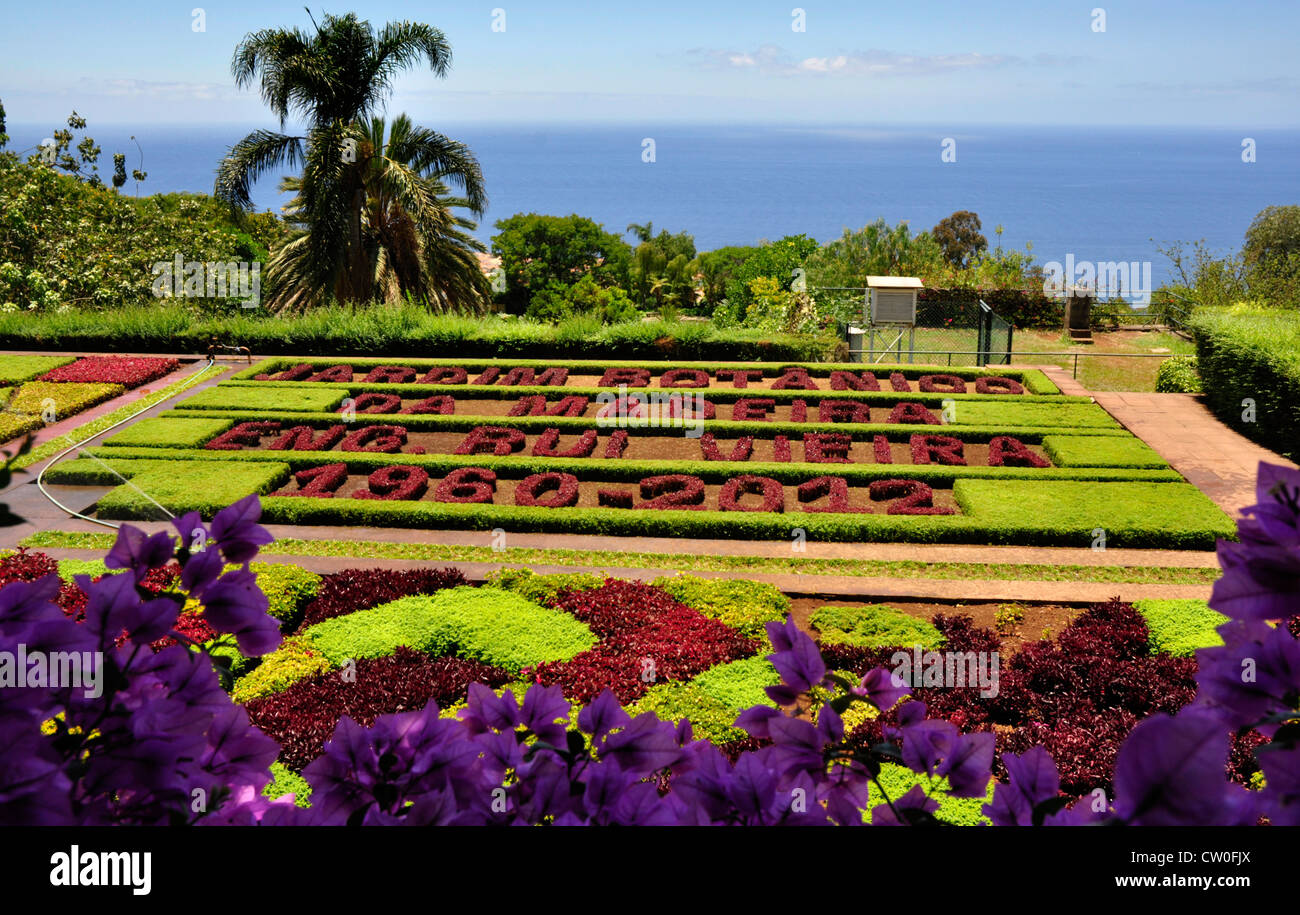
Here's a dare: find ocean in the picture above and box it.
[8,122,1300,291]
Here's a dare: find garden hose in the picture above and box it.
[34,356,219,530]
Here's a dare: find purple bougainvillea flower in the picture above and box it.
[1113,708,1257,826]
[985,746,1061,826]
[198,567,280,656]
[764,615,826,701]
[857,666,910,712]
[578,689,631,740]
[105,525,176,582]
[939,731,995,798]
[459,682,521,734]
[180,545,225,595]
[735,705,782,740]
[172,510,206,552]
[599,713,683,774]
[520,683,570,747]
[898,719,959,777]
[208,494,275,565]
[77,571,179,648]
[1211,462,1300,622]
[872,784,939,826]
[1194,619,1300,732]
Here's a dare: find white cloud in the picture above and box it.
[689,46,1045,78]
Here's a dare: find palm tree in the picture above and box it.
[269,115,490,312]
[215,11,488,310]
[626,221,654,244]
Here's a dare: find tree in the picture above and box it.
[215,11,486,310]
[1243,206,1300,305]
[268,114,490,313]
[490,213,631,312]
[932,210,988,270]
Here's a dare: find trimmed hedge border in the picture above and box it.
[86,472,1233,548]
[55,448,1186,486]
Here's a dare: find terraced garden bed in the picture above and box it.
[42,357,1234,549]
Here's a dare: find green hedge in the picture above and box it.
[1132,599,1227,657]
[810,604,944,649]
[1189,307,1300,460]
[231,636,332,704]
[630,681,747,744]
[303,587,597,673]
[0,305,833,362]
[180,385,347,413]
[690,655,781,711]
[948,401,1119,428]
[1041,435,1168,468]
[0,354,75,384]
[104,416,234,448]
[94,460,290,520]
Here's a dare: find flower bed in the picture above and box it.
[39,355,179,387]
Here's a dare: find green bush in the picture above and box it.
[1041,435,1168,468]
[104,416,234,448]
[650,574,790,639]
[484,568,605,606]
[1154,355,1202,393]
[810,604,944,649]
[230,636,333,703]
[304,587,597,673]
[525,275,640,324]
[0,354,75,383]
[630,680,746,744]
[950,401,1119,428]
[690,655,781,710]
[0,412,42,442]
[263,761,312,806]
[1133,598,1227,657]
[866,763,993,825]
[1189,307,1300,460]
[9,381,124,417]
[249,561,322,628]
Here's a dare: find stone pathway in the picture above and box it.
[1031,365,1297,517]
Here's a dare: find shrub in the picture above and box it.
[1189,307,1300,460]
[650,574,791,639]
[8,381,124,416]
[298,566,468,628]
[104,416,234,448]
[230,636,333,703]
[263,762,312,807]
[1133,598,1228,656]
[1154,355,1201,393]
[690,655,781,710]
[994,603,1025,635]
[249,562,322,628]
[245,647,512,770]
[811,604,944,649]
[304,587,598,672]
[39,355,178,387]
[630,680,746,745]
[484,567,605,606]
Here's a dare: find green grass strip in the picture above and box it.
[20,529,1222,585]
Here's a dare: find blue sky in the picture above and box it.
[3,0,1299,127]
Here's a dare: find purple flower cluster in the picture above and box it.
[0,496,282,824]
